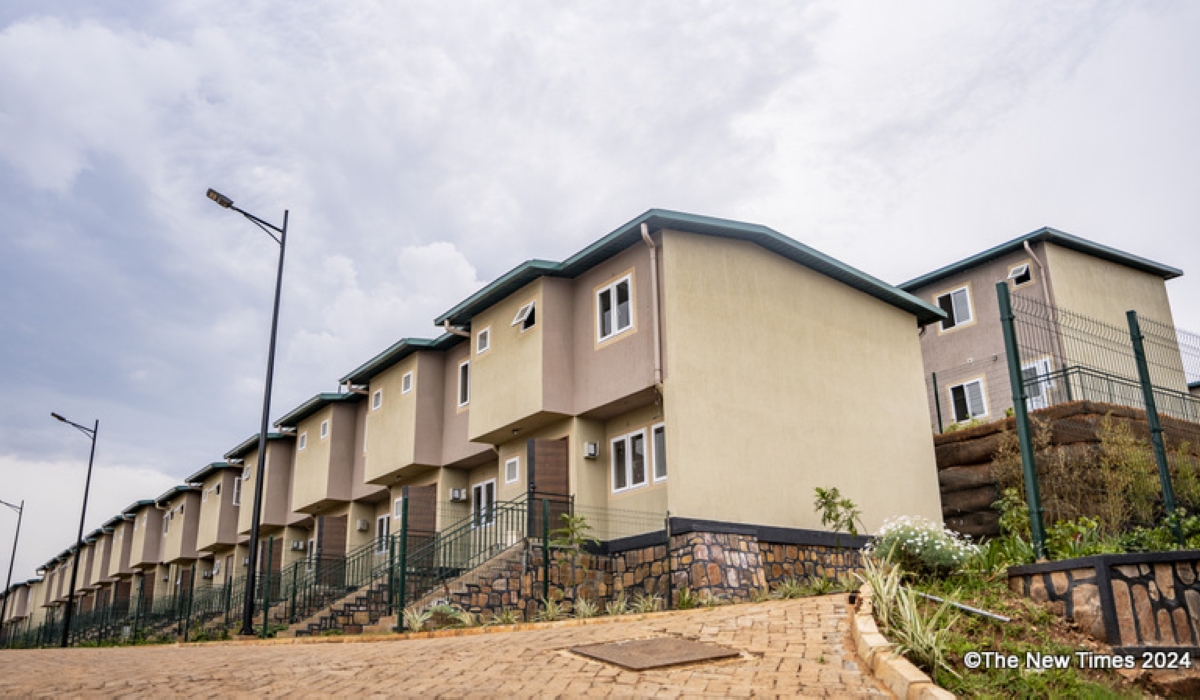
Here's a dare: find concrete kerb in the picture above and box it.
[852,583,956,700]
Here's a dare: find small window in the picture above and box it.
[179,503,184,514]
[401,372,413,395]
[505,457,520,484]
[476,327,491,354]
[1008,263,1033,287]
[320,420,329,440]
[375,515,390,553]
[597,276,633,342]
[611,430,647,493]
[949,379,988,422]
[232,477,241,506]
[652,424,666,482]
[1022,357,1055,411]
[306,539,316,571]
[936,286,973,332]
[215,483,221,496]
[472,480,496,527]
[393,497,405,519]
[512,302,536,331]
[372,388,383,410]
[297,432,307,451]
[163,516,169,534]
[242,466,252,481]
[458,360,470,407]
[202,489,209,504]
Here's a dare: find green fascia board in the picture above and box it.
[274,392,361,429]
[435,208,945,326]
[184,461,241,485]
[121,499,156,516]
[338,333,463,386]
[154,484,198,506]
[102,513,133,529]
[899,227,1182,292]
[224,432,288,461]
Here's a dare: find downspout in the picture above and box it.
[1023,240,1069,376]
[641,223,663,386]
[443,320,470,338]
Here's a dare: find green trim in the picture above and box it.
[274,392,361,429]
[154,484,198,506]
[900,227,1182,291]
[102,513,133,529]
[224,433,288,461]
[434,209,945,327]
[184,461,241,485]
[338,333,463,386]
[121,499,156,516]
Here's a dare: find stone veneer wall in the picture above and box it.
[1010,551,1200,649]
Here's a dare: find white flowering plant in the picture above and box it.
[866,516,979,578]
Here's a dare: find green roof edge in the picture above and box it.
[274,392,361,428]
[224,433,288,461]
[338,333,462,386]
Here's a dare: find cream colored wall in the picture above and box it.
[1044,242,1187,391]
[346,501,377,551]
[282,524,315,567]
[468,279,545,443]
[292,406,336,509]
[600,404,668,515]
[161,492,200,564]
[659,231,942,533]
[196,470,240,552]
[364,355,419,483]
[440,341,489,466]
[128,506,163,569]
[237,441,296,534]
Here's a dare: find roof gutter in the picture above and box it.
[641,223,663,385]
[442,319,470,338]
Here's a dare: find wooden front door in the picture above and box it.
[527,437,570,537]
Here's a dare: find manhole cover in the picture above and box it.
[569,637,740,670]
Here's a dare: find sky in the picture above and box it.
[2,1,1198,586]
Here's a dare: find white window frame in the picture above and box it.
[458,360,471,407]
[401,371,413,395]
[232,477,241,506]
[949,378,988,423]
[372,388,383,411]
[476,326,491,354]
[512,301,536,331]
[297,432,307,451]
[320,420,330,440]
[1022,357,1055,411]
[936,285,974,332]
[242,466,252,482]
[393,496,405,519]
[610,429,648,494]
[472,479,497,528]
[1008,262,1033,287]
[202,488,209,504]
[374,515,390,554]
[504,457,520,485]
[597,275,634,342]
[651,423,667,483]
[306,539,317,572]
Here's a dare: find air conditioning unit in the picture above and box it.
[202,570,213,579]
[583,442,599,459]
[290,540,304,551]
[450,488,467,502]
[243,557,250,566]
[356,519,370,532]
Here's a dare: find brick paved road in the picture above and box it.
[0,595,893,698]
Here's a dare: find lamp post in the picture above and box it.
[205,188,288,637]
[0,498,23,647]
[49,412,98,648]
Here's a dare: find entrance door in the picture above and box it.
[1022,357,1054,411]
[527,437,570,537]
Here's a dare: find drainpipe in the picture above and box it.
[641,223,663,386]
[443,320,470,338]
[1023,240,1069,387]
[341,382,368,396]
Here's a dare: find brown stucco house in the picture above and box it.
[187,462,243,588]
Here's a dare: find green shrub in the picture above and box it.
[573,596,599,618]
[772,576,806,599]
[631,592,661,613]
[868,516,978,577]
[604,592,629,616]
[674,587,698,610]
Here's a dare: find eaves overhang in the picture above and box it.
[435,209,946,327]
[185,461,241,485]
[102,513,133,529]
[274,392,361,429]
[121,499,156,516]
[899,227,1183,292]
[154,485,198,507]
[224,433,288,461]
[338,333,463,386]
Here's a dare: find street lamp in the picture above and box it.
[0,497,23,647]
[49,412,98,648]
[205,188,288,637]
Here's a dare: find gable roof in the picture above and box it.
[274,392,361,429]
[121,499,156,516]
[185,461,241,485]
[435,209,945,327]
[224,433,288,461]
[154,485,198,507]
[339,333,463,386]
[899,226,1182,291]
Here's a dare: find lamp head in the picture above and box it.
[51,412,66,423]
[206,188,234,209]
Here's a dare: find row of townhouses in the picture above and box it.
[2,210,1190,643]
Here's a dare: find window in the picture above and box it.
[401,371,413,395]
[320,420,329,440]
[512,301,536,331]
[472,480,496,527]
[372,388,383,410]
[505,457,520,484]
[232,477,242,506]
[651,424,666,482]
[458,360,470,407]
[476,326,491,354]
[297,432,307,451]
[306,539,316,572]
[597,276,633,341]
[949,379,987,422]
[375,515,390,553]
[202,488,209,504]
[215,483,221,496]
[163,516,170,534]
[393,497,404,519]
[1008,263,1033,287]
[242,466,252,481]
[611,430,647,493]
[1022,357,1054,411]
[936,286,973,332]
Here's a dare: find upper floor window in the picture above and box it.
[401,371,413,394]
[936,286,973,332]
[458,360,470,407]
[505,457,520,484]
[372,388,383,410]
[375,515,390,554]
[1008,263,1033,287]
[512,301,536,331]
[476,327,491,354]
[949,378,987,422]
[297,432,307,451]
[597,276,633,342]
[232,477,242,506]
[320,420,330,440]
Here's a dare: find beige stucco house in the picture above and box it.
[900,227,1185,429]
[154,486,202,600]
[225,433,307,576]
[187,462,243,587]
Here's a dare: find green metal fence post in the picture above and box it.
[542,498,550,604]
[289,562,298,624]
[184,567,196,642]
[387,529,396,617]
[1128,310,1184,546]
[997,282,1047,559]
[932,372,943,434]
[261,536,273,639]
[396,496,408,628]
[664,512,673,610]
[134,576,144,640]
